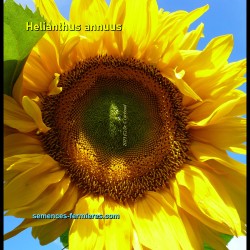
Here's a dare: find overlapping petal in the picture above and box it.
[171,164,242,236]
[190,141,246,175]
[4,95,37,132]
[128,191,199,250]
[103,200,132,250]
[32,219,71,246]
[190,117,246,151]
[4,155,65,209]
[69,196,105,250]
[34,0,67,24]
[4,133,44,158]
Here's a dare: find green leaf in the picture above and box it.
[203,234,234,249]
[220,234,234,245]
[204,242,214,250]
[4,59,27,96]
[4,0,46,96]
[60,229,69,249]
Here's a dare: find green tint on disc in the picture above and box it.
[82,89,150,155]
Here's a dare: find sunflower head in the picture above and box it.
[39,55,190,202]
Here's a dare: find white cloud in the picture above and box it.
[228,236,246,250]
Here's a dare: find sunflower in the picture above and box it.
[4,0,246,249]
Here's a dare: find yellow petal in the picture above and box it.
[171,164,242,236]
[178,5,208,36]
[202,35,233,67]
[34,0,66,23]
[4,154,46,184]
[48,73,62,95]
[225,90,246,117]
[70,0,107,24]
[4,95,37,132]
[69,196,104,250]
[13,69,48,103]
[190,141,246,175]
[122,0,158,56]
[22,96,50,133]
[160,5,209,64]
[162,68,202,101]
[189,59,246,99]
[23,51,54,92]
[105,0,126,54]
[4,133,43,158]
[228,144,246,155]
[30,32,63,77]
[5,177,70,217]
[32,221,71,246]
[4,153,44,171]
[129,191,182,250]
[181,35,233,74]
[4,218,55,240]
[32,217,71,245]
[176,209,204,249]
[4,125,17,137]
[205,160,246,233]
[74,36,102,59]
[132,229,144,250]
[179,23,204,50]
[4,155,64,209]
[49,182,79,214]
[187,90,246,126]
[159,190,202,250]
[4,223,26,241]
[70,0,108,41]
[103,200,131,250]
[155,10,186,43]
[190,117,246,150]
[193,160,246,235]
[180,212,228,250]
[141,42,165,64]
[200,223,231,250]
[12,72,24,105]
[59,35,80,68]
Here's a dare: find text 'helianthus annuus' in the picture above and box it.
[4,0,246,249]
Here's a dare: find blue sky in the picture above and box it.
[4,0,246,249]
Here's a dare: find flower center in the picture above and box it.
[81,83,155,155]
[40,56,190,202]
